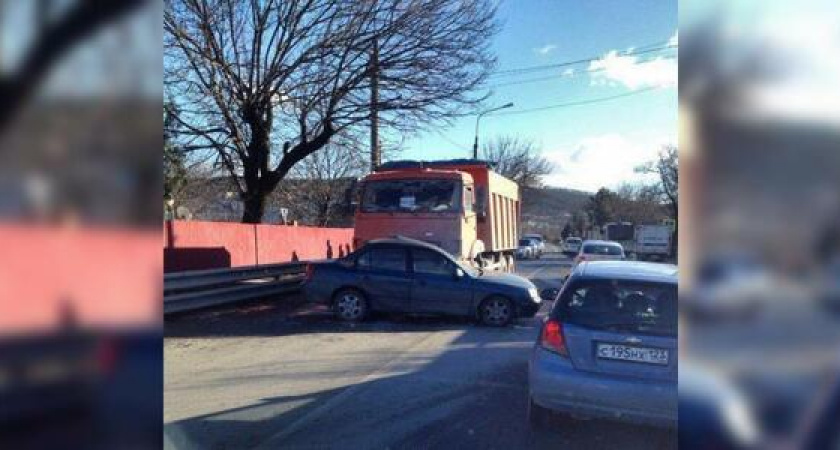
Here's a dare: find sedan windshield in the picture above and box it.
[552,279,677,336]
[361,179,460,213]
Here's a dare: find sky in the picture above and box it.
[398,0,678,193]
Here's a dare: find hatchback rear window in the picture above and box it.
[582,244,622,255]
[551,279,677,337]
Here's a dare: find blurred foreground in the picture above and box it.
[680,1,840,449]
[0,1,161,448]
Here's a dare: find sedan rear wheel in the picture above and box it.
[333,289,368,322]
[479,296,514,326]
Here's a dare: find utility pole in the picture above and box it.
[369,37,380,172]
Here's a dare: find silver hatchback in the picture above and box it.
[529,261,678,427]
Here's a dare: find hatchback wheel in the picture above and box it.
[333,289,368,322]
[479,296,514,326]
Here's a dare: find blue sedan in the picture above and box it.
[529,261,678,427]
[302,237,541,326]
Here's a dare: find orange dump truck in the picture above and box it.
[353,159,521,271]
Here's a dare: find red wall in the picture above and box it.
[163,220,353,272]
[0,224,161,335]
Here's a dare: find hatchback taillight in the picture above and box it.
[540,319,568,356]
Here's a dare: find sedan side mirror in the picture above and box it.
[540,287,560,301]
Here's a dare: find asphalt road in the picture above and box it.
[164,253,676,449]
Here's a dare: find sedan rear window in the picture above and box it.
[582,244,623,255]
[358,248,408,272]
[552,279,677,336]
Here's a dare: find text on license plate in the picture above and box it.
[597,343,669,365]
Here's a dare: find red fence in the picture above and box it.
[163,220,354,272]
[0,223,162,335]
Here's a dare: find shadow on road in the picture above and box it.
[164,292,501,339]
[165,317,674,450]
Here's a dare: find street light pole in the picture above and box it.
[472,102,514,159]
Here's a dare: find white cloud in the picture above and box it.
[533,44,557,56]
[589,50,677,89]
[540,134,669,192]
[561,68,575,77]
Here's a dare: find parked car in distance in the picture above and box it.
[302,237,541,326]
[516,239,534,260]
[573,240,625,266]
[517,238,541,260]
[562,237,582,256]
[522,234,546,254]
[529,261,678,428]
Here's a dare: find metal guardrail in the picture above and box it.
[164,262,307,314]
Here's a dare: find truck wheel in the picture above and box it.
[333,288,369,322]
[479,296,514,326]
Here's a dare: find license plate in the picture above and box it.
[597,343,669,365]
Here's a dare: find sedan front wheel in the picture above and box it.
[479,296,514,326]
[333,289,368,322]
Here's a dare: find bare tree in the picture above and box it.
[613,183,667,225]
[480,135,554,188]
[164,0,498,223]
[275,138,366,226]
[636,145,678,219]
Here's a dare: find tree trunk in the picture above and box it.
[241,192,265,224]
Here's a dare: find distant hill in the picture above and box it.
[520,186,591,241]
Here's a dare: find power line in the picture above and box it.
[436,131,470,152]
[487,87,662,117]
[490,55,677,88]
[489,44,677,78]
[489,54,677,89]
